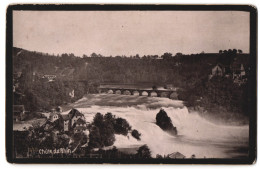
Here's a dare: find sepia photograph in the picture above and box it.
[6,4,257,164]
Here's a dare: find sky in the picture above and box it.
[13,11,250,57]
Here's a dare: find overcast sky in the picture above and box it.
[13,11,250,57]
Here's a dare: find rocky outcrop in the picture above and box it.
[156,109,177,135]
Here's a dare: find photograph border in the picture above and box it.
[6,4,257,164]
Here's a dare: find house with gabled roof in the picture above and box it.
[68,109,85,127]
[49,112,60,122]
[210,63,227,77]
[41,108,87,133]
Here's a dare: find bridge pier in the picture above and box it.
[139,91,142,96]
[112,89,116,94]
[147,91,151,97]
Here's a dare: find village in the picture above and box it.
[209,62,248,85]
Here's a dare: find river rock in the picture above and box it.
[156,109,177,135]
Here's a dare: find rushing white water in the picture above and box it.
[63,94,249,158]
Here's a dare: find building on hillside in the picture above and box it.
[56,106,63,113]
[42,108,88,133]
[68,109,85,127]
[168,152,186,159]
[231,63,247,85]
[209,63,234,80]
[209,64,225,79]
[13,105,26,121]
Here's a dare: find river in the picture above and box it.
[62,93,249,159]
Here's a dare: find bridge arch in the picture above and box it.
[160,92,169,98]
[141,91,148,96]
[132,91,139,96]
[122,90,131,95]
[150,91,158,97]
[115,90,121,94]
[107,89,113,94]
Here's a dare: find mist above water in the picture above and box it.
[63,94,249,158]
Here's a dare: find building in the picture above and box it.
[73,118,87,128]
[73,126,87,134]
[209,62,247,84]
[42,108,87,133]
[231,63,247,85]
[168,152,186,159]
[60,114,71,132]
[68,109,85,127]
[13,105,26,121]
[49,112,60,122]
[210,64,226,78]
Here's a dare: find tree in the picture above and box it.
[101,120,115,146]
[82,54,88,58]
[91,112,116,147]
[114,118,132,135]
[135,54,140,59]
[93,113,104,127]
[175,52,183,57]
[136,145,152,158]
[104,112,116,124]
[161,52,173,60]
[91,53,99,58]
[88,126,102,148]
[152,85,157,90]
[156,154,163,158]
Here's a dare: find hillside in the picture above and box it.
[12,47,251,121]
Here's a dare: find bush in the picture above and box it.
[156,109,177,135]
[131,129,141,140]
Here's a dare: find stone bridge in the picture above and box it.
[98,87,178,99]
